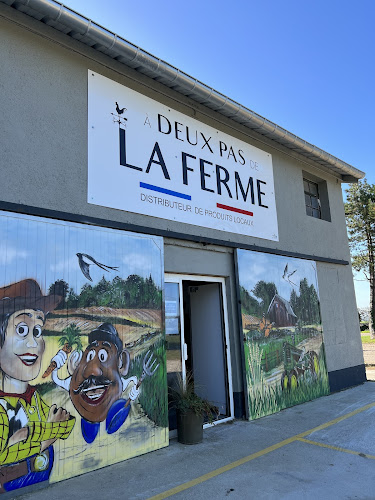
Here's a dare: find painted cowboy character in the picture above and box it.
[0,279,75,493]
[52,323,155,444]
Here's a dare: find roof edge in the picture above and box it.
[1,0,365,182]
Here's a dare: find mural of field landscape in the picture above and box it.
[0,211,167,493]
[237,249,329,420]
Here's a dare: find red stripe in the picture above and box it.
[216,203,253,217]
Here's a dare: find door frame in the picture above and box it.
[165,273,234,426]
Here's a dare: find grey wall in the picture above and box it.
[317,262,364,372]
[0,7,351,260]
[164,240,243,391]
[0,5,363,375]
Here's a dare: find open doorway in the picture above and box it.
[165,274,234,431]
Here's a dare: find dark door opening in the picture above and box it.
[183,281,229,418]
[166,277,231,431]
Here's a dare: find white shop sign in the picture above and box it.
[88,71,279,241]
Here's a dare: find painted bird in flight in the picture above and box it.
[76,253,119,282]
[282,263,297,286]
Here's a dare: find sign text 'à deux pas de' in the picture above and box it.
[88,71,278,241]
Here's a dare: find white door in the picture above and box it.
[165,274,234,428]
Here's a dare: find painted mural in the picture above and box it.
[0,212,167,493]
[237,249,329,420]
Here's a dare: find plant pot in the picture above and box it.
[176,409,204,444]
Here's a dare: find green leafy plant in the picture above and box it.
[131,338,168,428]
[58,323,84,352]
[169,371,219,424]
[42,323,83,378]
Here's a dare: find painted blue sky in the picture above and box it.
[0,212,163,294]
[56,0,374,307]
[237,250,319,306]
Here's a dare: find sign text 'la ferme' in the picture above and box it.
[88,71,279,240]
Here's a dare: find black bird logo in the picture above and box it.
[115,102,126,115]
[77,253,119,282]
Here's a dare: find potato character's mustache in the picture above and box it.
[73,375,113,394]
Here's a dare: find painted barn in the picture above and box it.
[268,294,298,327]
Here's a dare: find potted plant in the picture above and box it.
[170,371,219,445]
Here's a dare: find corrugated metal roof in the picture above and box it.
[1,0,365,182]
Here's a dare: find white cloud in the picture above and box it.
[0,244,28,264]
[49,255,78,273]
[237,250,320,300]
[121,252,156,278]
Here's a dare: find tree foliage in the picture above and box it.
[49,274,162,310]
[240,281,278,316]
[290,278,320,325]
[252,281,278,312]
[240,286,262,316]
[241,277,320,325]
[345,179,375,336]
[48,279,69,301]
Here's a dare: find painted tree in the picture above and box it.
[345,179,375,338]
[48,279,69,309]
[289,279,320,325]
[240,286,262,317]
[252,281,278,313]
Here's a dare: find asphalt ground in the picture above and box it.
[12,382,375,500]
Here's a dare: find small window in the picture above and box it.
[304,179,321,219]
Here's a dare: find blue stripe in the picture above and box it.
[140,182,191,200]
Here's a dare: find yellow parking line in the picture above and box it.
[148,436,298,500]
[297,437,375,459]
[297,401,375,438]
[148,401,375,500]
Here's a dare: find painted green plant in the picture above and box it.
[130,338,168,428]
[58,323,84,352]
[246,340,329,419]
[42,323,83,378]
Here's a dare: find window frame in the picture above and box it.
[303,178,322,219]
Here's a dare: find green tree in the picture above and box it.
[290,288,299,316]
[66,287,79,309]
[60,274,162,309]
[78,283,96,307]
[289,280,320,325]
[48,279,69,309]
[345,179,375,338]
[240,286,262,317]
[252,281,278,313]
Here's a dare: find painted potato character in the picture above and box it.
[52,323,142,444]
[0,279,75,493]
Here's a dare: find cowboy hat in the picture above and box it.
[0,279,63,316]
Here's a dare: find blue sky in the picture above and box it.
[64,0,374,307]
[0,212,163,294]
[237,250,319,305]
